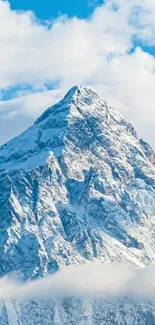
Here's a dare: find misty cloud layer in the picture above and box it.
[0,262,155,302]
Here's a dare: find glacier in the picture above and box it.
[0,85,155,323]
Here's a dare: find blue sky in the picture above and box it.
[9,0,103,19]
[7,0,155,58]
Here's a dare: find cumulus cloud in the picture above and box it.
[0,0,155,147]
[0,88,65,144]
[0,262,155,302]
[0,88,64,119]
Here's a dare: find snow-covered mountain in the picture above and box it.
[1,85,155,323]
[0,85,155,281]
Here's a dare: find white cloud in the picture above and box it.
[0,0,155,147]
[0,88,65,144]
[0,88,64,118]
[1,262,155,301]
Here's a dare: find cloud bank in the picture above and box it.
[0,0,155,147]
[1,262,155,302]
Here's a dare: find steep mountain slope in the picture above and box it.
[1,297,155,325]
[0,85,155,279]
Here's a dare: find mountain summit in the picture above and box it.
[0,86,155,279]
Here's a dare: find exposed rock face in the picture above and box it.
[0,86,155,281]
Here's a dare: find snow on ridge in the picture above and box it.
[0,85,139,171]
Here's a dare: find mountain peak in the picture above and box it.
[0,85,145,172]
[64,85,99,100]
[35,85,103,126]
